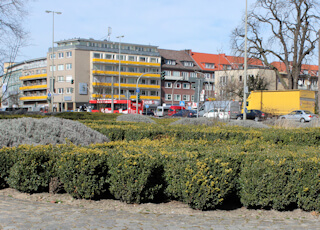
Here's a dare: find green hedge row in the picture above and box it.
[1,139,320,211]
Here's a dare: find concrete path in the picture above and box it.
[1,195,320,230]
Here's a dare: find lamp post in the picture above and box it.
[243,0,248,120]
[117,35,124,100]
[45,10,62,112]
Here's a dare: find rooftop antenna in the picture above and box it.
[108,27,112,41]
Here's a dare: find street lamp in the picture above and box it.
[243,0,248,120]
[46,10,62,112]
[117,35,124,100]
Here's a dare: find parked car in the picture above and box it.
[142,110,154,116]
[236,110,268,121]
[172,109,197,118]
[203,108,221,118]
[279,110,318,123]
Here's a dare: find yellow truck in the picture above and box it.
[245,90,316,116]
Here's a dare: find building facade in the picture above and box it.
[158,49,201,107]
[50,38,161,111]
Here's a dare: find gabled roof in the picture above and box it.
[158,49,201,71]
[190,51,264,71]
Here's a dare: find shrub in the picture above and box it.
[239,152,298,210]
[6,145,53,193]
[56,147,109,199]
[0,147,18,188]
[107,148,164,204]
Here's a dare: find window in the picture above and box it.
[174,94,181,101]
[127,78,135,84]
[58,88,64,94]
[66,87,74,94]
[58,64,64,71]
[165,59,176,65]
[182,83,190,89]
[165,82,172,88]
[66,75,72,83]
[190,72,196,78]
[205,63,215,69]
[50,54,56,59]
[165,94,172,100]
[50,66,56,71]
[141,79,147,84]
[181,72,189,78]
[191,95,195,101]
[174,82,181,89]
[66,51,72,58]
[183,95,190,101]
[58,76,64,82]
[139,57,147,62]
[42,69,47,74]
[150,57,157,63]
[58,52,64,59]
[150,80,157,85]
[150,91,158,96]
[116,55,125,60]
[182,61,193,67]
[172,71,180,77]
[93,53,101,58]
[66,64,72,70]
[105,54,113,59]
[164,70,171,76]
[204,73,211,79]
[128,56,136,61]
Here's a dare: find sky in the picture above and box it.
[17,0,256,63]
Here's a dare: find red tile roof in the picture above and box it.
[271,61,319,76]
[190,51,264,71]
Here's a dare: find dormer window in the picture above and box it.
[182,61,194,67]
[205,63,215,69]
[165,59,176,65]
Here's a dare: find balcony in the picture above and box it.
[20,73,47,81]
[20,84,48,91]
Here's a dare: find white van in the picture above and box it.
[156,105,171,117]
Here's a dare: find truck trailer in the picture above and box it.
[246,90,316,116]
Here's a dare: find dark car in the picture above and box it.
[172,109,197,118]
[236,109,268,121]
[142,110,154,116]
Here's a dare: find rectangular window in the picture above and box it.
[205,63,214,69]
[58,88,64,94]
[150,80,157,85]
[105,54,113,59]
[190,72,196,78]
[172,71,180,77]
[42,69,47,74]
[183,61,193,67]
[150,57,157,63]
[66,64,72,70]
[128,56,136,61]
[93,53,101,58]
[204,73,211,79]
[165,94,172,100]
[165,82,172,88]
[58,52,64,59]
[58,76,64,82]
[66,75,72,83]
[66,51,72,58]
[127,78,135,84]
[181,72,189,78]
[141,79,147,84]
[50,66,56,71]
[174,94,181,101]
[191,95,195,101]
[50,54,56,59]
[116,55,125,60]
[164,70,171,76]
[183,95,190,101]
[165,59,176,65]
[182,83,190,89]
[66,87,74,94]
[58,64,64,71]
[139,57,147,62]
[141,90,147,96]
[174,82,181,89]
[150,91,158,96]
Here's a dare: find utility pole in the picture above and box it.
[243,0,248,120]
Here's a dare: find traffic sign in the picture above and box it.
[145,105,149,108]
[179,101,185,106]
[48,93,51,97]
[136,88,140,93]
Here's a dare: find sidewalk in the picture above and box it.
[1,195,320,230]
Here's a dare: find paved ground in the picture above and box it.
[1,195,320,229]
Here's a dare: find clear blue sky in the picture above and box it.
[17,0,255,62]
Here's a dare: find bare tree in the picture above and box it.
[231,0,320,89]
[0,0,28,106]
[220,74,269,101]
